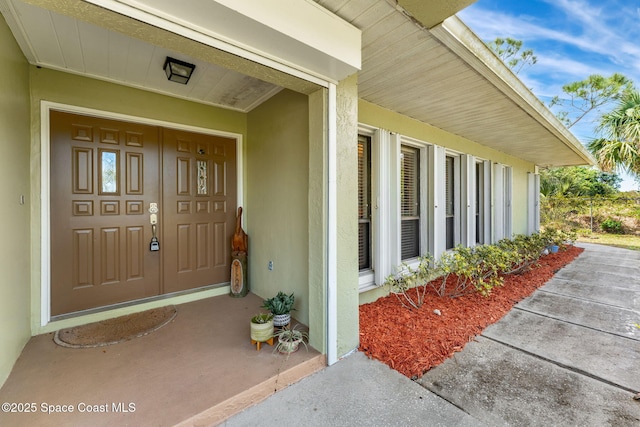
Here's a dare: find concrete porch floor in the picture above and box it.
[0,293,325,427]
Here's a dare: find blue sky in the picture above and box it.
[458,0,640,190]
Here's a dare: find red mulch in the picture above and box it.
[358,245,584,379]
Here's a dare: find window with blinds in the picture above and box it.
[475,162,484,244]
[358,135,372,271]
[445,156,455,249]
[400,145,420,260]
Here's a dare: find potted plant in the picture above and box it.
[250,313,274,350]
[262,291,295,327]
[274,324,308,354]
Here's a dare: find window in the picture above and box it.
[358,135,372,271]
[400,145,420,260]
[445,155,456,249]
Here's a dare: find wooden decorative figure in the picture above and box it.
[230,207,248,297]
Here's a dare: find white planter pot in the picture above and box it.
[272,313,291,327]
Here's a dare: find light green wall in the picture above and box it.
[246,90,310,326]
[28,68,248,333]
[0,16,32,387]
[308,89,327,352]
[358,99,536,305]
[336,75,360,356]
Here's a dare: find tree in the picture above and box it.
[540,166,620,197]
[549,73,633,128]
[588,90,640,178]
[487,37,537,74]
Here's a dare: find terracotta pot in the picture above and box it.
[250,319,274,342]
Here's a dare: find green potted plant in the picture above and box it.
[250,313,274,350]
[262,291,295,327]
[274,324,308,354]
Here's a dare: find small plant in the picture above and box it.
[250,313,273,324]
[385,255,439,309]
[274,324,309,354]
[262,292,295,315]
[601,218,623,234]
[438,245,506,298]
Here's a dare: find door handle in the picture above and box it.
[149,203,160,251]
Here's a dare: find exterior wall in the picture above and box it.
[358,99,536,305]
[335,75,360,356]
[246,89,310,326]
[28,68,248,334]
[308,88,327,353]
[0,16,31,387]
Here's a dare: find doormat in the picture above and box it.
[54,305,177,348]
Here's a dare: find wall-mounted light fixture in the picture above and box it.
[163,57,195,84]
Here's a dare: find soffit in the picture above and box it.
[316,0,594,167]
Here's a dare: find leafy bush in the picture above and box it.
[384,233,569,304]
[385,255,440,309]
[601,218,624,234]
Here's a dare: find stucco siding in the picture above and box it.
[246,89,310,326]
[0,15,31,387]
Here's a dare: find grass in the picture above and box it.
[577,232,640,251]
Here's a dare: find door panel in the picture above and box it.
[162,128,237,293]
[50,111,161,315]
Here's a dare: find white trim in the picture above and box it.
[504,166,513,238]
[493,163,505,242]
[527,173,538,234]
[373,129,390,287]
[39,101,244,327]
[429,145,446,258]
[327,83,338,365]
[461,154,475,247]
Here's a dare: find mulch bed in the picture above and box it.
[359,245,584,379]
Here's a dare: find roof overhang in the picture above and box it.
[326,0,595,167]
[82,0,361,84]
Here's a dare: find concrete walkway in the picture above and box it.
[223,243,640,426]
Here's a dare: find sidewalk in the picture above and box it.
[223,243,640,426]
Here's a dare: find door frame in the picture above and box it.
[39,101,244,326]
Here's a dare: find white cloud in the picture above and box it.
[458,2,640,84]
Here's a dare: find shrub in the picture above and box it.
[385,255,440,309]
[384,232,574,305]
[600,218,623,234]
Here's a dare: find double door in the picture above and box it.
[50,111,236,315]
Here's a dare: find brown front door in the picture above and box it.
[50,111,236,316]
[162,128,237,293]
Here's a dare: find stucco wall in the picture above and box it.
[246,89,310,326]
[0,16,32,387]
[28,68,248,333]
[336,75,360,356]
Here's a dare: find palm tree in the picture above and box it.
[588,90,640,178]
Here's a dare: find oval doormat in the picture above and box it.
[54,305,177,348]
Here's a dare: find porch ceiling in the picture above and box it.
[1,0,594,167]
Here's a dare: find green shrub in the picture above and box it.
[601,218,623,234]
